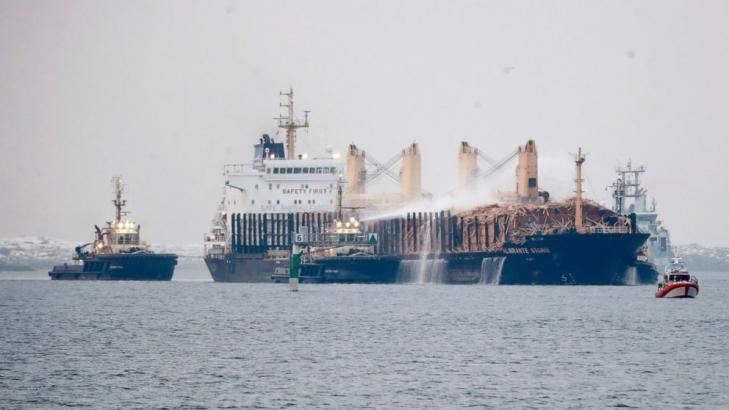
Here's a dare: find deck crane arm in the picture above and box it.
[365,152,402,184]
[478,148,519,180]
[477,150,498,167]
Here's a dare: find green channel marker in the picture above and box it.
[289,244,300,292]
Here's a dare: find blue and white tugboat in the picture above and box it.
[49,177,177,280]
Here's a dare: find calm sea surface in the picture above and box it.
[1,268,728,409]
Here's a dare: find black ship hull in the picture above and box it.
[448,232,652,285]
[206,232,651,285]
[205,253,286,283]
[49,253,177,281]
[299,256,401,284]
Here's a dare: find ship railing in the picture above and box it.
[585,226,630,234]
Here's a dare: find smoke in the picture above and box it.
[362,174,509,221]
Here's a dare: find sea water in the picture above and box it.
[1,269,728,408]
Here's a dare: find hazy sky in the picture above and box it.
[1,0,728,246]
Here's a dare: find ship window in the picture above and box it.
[269,184,272,190]
[330,167,336,174]
[273,168,279,174]
[267,168,271,174]
[528,178,537,188]
[287,168,293,174]
[276,200,280,204]
[276,184,280,189]
[294,168,302,174]
[255,184,258,189]
[251,200,255,204]
[268,200,271,204]
[316,167,323,174]
[303,168,309,174]
[309,167,315,173]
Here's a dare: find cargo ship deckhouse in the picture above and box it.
[205,89,344,281]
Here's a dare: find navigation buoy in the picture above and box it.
[290,244,301,292]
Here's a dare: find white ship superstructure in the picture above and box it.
[205,89,343,260]
[222,152,342,215]
[609,161,672,268]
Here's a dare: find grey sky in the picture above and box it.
[1,0,728,246]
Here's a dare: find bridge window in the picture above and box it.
[309,167,315,173]
[303,168,309,174]
[316,167,323,174]
[330,167,336,174]
[266,168,271,174]
[286,168,293,174]
[273,168,279,174]
[294,168,302,174]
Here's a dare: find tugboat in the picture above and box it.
[655,257,699,298]
[49,177,177,280]
[272,214,400,283]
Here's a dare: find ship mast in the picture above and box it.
[275,88,309,160]
[574,148,586,233]
[611,161,647,213]
[112,176,126,223]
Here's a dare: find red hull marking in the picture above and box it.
[655,282,699,298]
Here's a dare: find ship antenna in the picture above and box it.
[274,88,309,160]
[112,176,126,223]
[574,148,587,233]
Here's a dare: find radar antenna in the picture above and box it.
[111,176,127,223]
[274,88,309,160]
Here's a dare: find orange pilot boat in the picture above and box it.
[655,257,699,298]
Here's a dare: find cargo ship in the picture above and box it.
[49,177,177,280]
[204,91,649,284]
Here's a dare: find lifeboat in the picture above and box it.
[655,257,699,298]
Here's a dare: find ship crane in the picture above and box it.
[477,148,519,180]
[365,152,402,184]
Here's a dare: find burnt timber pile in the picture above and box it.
[365,198,645,284]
